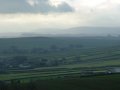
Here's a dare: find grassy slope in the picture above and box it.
[0,37,120,81]
[7,74,120,90]
[34,74,120,90]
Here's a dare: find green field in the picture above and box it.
[1,74,120,90]
[0,37,120,90]
[27,74,120,90]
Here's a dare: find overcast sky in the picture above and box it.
[0,0,120,34]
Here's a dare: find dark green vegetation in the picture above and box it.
[0,74,120,90]
[0,36,120,90]
[0,37,120,71]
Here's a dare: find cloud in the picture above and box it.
[0,0,120,34]
[62,0,120,27]
[0,0,74,13]
[26,0,39,7]
[0,13,88,33]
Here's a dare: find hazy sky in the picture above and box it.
[0,0,120,33]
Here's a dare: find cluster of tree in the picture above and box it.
[0,44,83,55]
[0,55,82,73]
[0,79,42,90]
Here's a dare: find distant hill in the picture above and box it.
[0,27,120,38]
[21,27,120,37]
[68,27,120,36]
